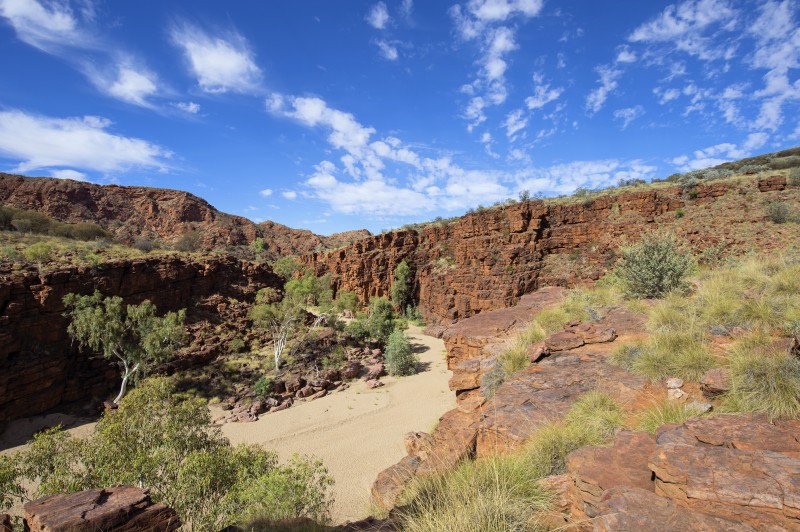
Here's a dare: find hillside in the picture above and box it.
[0,173,370,258]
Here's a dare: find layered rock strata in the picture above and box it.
[23,486,180,531]
[0,255,281,423]
[303,175,797,324]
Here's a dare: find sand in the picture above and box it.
[213,325,455,524]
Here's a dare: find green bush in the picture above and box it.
[391,260,413,309]
[270,256,302,279]
[334,290,359,313]
[765,201,793,224]
[616,231,695,298]
[385,329,418,376]
[254,376,273,399]
[174,230,203,252]
[789,167,800,186]
[6,378,333,529]
[230,337,246,354]
[23,241,53,264]
[367,297,395,344]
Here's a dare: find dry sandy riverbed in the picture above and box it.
[1,326,455,525]
[212,325,455,524]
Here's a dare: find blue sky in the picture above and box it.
[0,1,798,234]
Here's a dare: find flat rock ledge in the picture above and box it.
[23,486,181,531]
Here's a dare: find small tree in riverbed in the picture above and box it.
[391,260,413,310]
[63,291,185,404]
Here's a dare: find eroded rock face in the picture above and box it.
[23,486,180,531]
[302,176,793,324]
[0,255,281,422]
[0,173,370,256]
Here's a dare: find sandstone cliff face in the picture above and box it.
[0,255,281,424]
[0,174,370,256]
[302,176,797,324]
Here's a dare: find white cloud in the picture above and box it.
[259,188,273,197]
[175,101,201,114]
[0,0,89,53]
[516,159,657,196]
[450,0,543,131]
[85,61,159,107]
[504,108,527,139]
[376,39,398,60]
[670,135,769,172]
[50,168,88,181]
[654,87,681,104]
[170,22,261,94]
[0,109,172,174]
[613,105,645,129]
[629,0,737,43]
[366,2,389,29]
[282,191,297,200]
[400,0,413,18]
[615,48,637,63]
[525,75,562,110]
[586,65,621,113]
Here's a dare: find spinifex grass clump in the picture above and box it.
[635,400,707,433]
[722,332,800,419]
[397,392,623,531]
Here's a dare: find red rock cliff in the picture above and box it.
[0,255,281,424]
[301,176,797,323]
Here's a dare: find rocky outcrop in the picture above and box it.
[23,486,180,531]
[303,175,797,324]
[0,174,369,256]
[567,414,800,531]
[0,255,281,423]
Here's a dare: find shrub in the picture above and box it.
[6,378,333,529]
[367,297,395,344]
[23,241,52,265]
[271,256,302,279]
[133,237,155,252]
[635,401,706,433]
[765,201,792,224]
[334,290,359,313]
[616,231,695,298]
[174,230,202,252]
[252,237,266,253]
[254,376,273,399]
[385,329,418,376]
[789,167,800,186]
[230,337,246,354]
[391,260,413,310]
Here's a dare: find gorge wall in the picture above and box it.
[0,255,281,424]
[301,175,795,324]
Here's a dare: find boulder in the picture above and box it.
[310,389,327,400]
[340,362,363,380]
[666,377,684,389]
[321,368,340,382]
[371,455,420,510]
[544,331,585,352]
[593,487,755,531]
[365,379,384,389]
[295,385,315,398]
[1,514,10,532]
[700,367,731,396]
[404,431,434,458]
[526,341,548,362]
[23,486,180,531]
[567,430,656,519]
[270,401,291,413]
[236,412,257,423]
[284,375,305,394]
[363,363,385,381]
[649,442,800,529]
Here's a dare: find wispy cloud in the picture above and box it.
[0,109,172,174]
[170,21,262,94]
[0,0,165,107]
[670,132,769,171]
[50,168,88,181]
[259,188,273,197]
[376,39,399,60]
[450,0,544,132]
[586,65,621,113]
[174,101,201,114]
[613,105,645,129]
[366,2,389,29]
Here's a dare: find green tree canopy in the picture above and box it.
[6,378,333,530]
[391,260,413,310]
[63,291,185,403]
